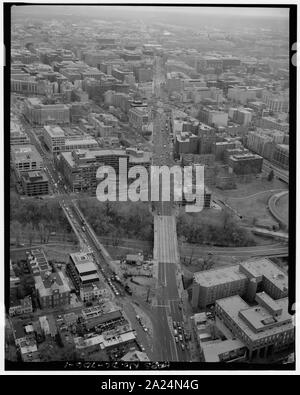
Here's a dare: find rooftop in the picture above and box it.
[35,271,71,298]
[11,144,42,163]
[202,339,246,362]
[21,171,49,183]
[121,350,150,362]
[44,125,65,138]
[216,295,293,341]
[70,252,98,274]
[239,258,288,293]
[194,265,246,287]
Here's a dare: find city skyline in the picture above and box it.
[5,3,295,375]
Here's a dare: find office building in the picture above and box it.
[239,258,288,300]
[43,125,65,153]
[67,252,100,292]
[215,142,236,161]
[215,294,294,360]
[262,90,289,113]
[24,97,70,125]
[229,108,253,126]
[190,266,248,309]
[198,124,216,154]
[128,106,150,129]
[196,57,223,73]
[200,339,247,363]
[174,132,199,155]
[228,86,262,104]
[198,108,228,127]
[43,125,98,153]
[60,149,129,193]
[227,152,263,175]
[272,144,289,170]
[11,144,43,176]
[259,116,289,133]
[21,170,49,196]
[10,129,30,145]
[246,130,285,161]
[190,258,288,309]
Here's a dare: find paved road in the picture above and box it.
[11,240,289,259]
[268,191,289,229]
[150,96,188,361]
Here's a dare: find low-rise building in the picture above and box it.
[24,97,70,125]
[215,294,294,360]
[190,258,288,309]
[121,349,150,361]
[227,152,263,175]
[9,295,33,317]
[80,282,110,303]
[67,252,100,293]
[128,106,149,129]
[35,271,71,309]
[27,249,52,276]
[200,339,247,362]
[18,338,40,362]
[74,330,136,353]
[190,266,248,309]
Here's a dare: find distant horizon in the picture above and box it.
[12,5,289,19]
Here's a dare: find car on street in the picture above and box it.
[174,336,179,343]
[179,334,183,341]
[181,344,185,351]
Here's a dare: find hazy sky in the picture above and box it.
[12,5,290,19]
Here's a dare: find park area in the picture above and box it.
[212,177,288,229]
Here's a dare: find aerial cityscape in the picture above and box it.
[6,5,294,369]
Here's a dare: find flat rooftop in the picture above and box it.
[21,171,49,183]
[11,144,42,162]
[202,339,246,362]
[44,125,65,138]
[239,258,288,293]
[70,252,97,274]
[216,295,293,341]
[194,265,246,288]
[65,138,98,146]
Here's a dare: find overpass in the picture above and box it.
[268,191,289,229]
